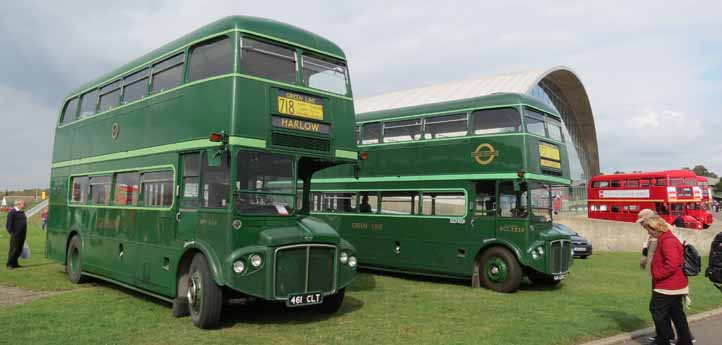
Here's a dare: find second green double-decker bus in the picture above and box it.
[312,92,573,292]
[47,16,359,328]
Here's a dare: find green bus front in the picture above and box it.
[46,16,359,328]
[312,93,573,292]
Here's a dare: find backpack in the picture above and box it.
[682,241,701,277]
[705,232,722,292]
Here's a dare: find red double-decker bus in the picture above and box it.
[588,170,713,229]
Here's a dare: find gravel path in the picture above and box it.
[0,285,62,308]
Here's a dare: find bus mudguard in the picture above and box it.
[181,241,225,286]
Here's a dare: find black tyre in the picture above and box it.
[66,236,86,284]
[318,288,345,314]
[580,255,589,259]
[527,270,561,286]
[478,246,522,293]
[187,254,223,329]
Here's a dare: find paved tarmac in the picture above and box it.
[617,313,722,345]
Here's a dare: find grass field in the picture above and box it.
[1,219,721,345]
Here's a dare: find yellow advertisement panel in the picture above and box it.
[277,91,324,120]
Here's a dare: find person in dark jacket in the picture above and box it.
[5,199,27,269]
[643,215,693,345]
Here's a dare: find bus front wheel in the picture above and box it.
[187,253,223,329]
[478,246,522,293]
[66,236,86,284]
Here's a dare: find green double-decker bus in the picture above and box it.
[312,92,573,292]
[47,16,359,328]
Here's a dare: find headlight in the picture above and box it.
[339,252,349,264]
[348,256,357,268]
[536,246,545,256]
[531,251,539,260]
[250,254,262,268]
[233,260,245,274]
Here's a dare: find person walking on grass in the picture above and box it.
[642,215,693,345]
[5,199,27,270]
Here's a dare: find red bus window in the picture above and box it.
[671,203,684,216]
[610,180,621,188]
[656,178,668,186]
[670,178,683,186]
[629,205,640,211]
[627,180,639,188]
[611,206,620,213]
[684,178,696,186]
[599,205,608,212]
[640,179,651,187]
[592,181,609,188]
[678,187,692,197]
[623,205,629,211]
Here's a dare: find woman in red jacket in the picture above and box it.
[643,215,693,345]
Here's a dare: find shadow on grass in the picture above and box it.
[81,276,365,328]
[595,309,647,332]
[356,268,565,292]
[218,295,365,328]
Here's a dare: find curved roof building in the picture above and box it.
[354,66,599,182]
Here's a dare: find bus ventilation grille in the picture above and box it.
[272,132,330,152]
[550,240,572,274]
[274,245,336,298]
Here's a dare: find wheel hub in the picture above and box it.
[187,272,202,312]
[485,257,509,283]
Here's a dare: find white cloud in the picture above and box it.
[1,0,722,187]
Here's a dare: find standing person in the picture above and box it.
[5,200,27,270]
[642,215,693,345]
[638,209,657,272]
[40,208,48,231]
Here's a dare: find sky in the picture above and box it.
[1,0,721,189]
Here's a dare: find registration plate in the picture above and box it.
[277,91,324,120]
[287,292,323,307]
[553,274,567,281]
[574,247,586,252]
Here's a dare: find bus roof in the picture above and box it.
[67,16,346,98]
[356,92,558,124]
[590,169,698,181]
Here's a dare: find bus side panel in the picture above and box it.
[47,170,70,263]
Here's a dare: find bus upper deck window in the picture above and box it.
[302,54,348,95]
[151,53,184,94]
[240,37,296,84]
[61,98,79,125]
[383,119,421,143]
[547,119,564,142]
[361,122,381,144]
[524,108,547,137]
[472,108,521,135]
[122,68,149,104]
[79,89,99,118]
[188,36,233,82]
[424,114,468,139]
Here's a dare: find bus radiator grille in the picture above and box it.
[271,132,330,152]
[549,240,572,274]
[274,245,336,298]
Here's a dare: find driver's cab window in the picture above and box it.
[498,181,527,218]
[202,151,230,208]
[475,181,496,216]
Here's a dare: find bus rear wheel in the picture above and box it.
[478,246,521,293]
[187,253,223,329]
[66,236,86,284]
